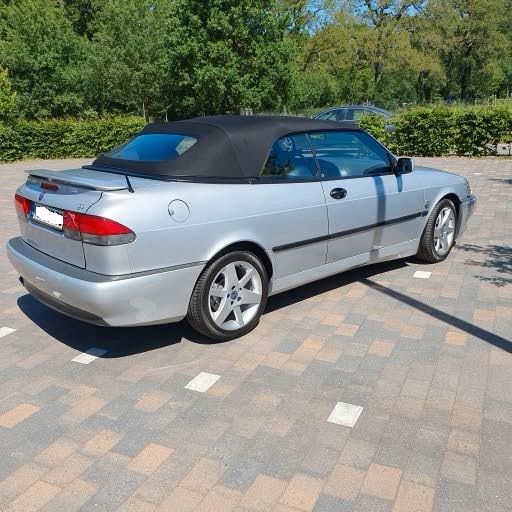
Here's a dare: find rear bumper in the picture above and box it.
[7,237,205,327]
[457,194,477,238]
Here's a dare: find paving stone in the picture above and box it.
[280,473,323,511]
[0,157,510,512]
[313,494,354,512]
[361,463,402,500]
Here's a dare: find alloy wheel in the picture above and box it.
[208,261,263,331]
[433,206,455,256]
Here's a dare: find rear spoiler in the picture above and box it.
[26,169,129,191]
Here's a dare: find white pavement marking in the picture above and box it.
[185,372,221,392]
[0,327,16,338]
[473,172,482,175]
[71,347,107,364]
[327,402,364,428]
[413,270,432,279]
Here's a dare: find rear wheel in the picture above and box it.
[187,251,268,341]
[416,199,457,263]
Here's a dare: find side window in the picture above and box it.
[345,109,356,120]
[317,110,338,121]
[336,109,347,121]
[261,134,318,179]
[348,108,372,121]
[346,109,377,121]
[308,131,392,179]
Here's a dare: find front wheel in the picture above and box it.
[187,251,268,341]
[416,199,457,263]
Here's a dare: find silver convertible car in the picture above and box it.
[8,116,476,340]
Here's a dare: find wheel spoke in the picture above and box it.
[441,209,451,226]
[440,237,449,253]
[233,305,244,326]
[212,298,231,325]
[210,286,226,298]
[240,289,261,305]
[238,268,254,288]
[224,263,239,290]
[434,227,442,238]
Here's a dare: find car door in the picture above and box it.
[308,130,425,263]
[259,133,328,278]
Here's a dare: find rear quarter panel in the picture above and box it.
[86,180,328,279]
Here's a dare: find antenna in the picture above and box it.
[125,175,135,193]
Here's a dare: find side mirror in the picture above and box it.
[395,157,414,175]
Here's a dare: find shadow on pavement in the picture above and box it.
[17,294,216,358]
[362,278,511,353]
[16,259,407,358]
[458,243,512,287]
[17,255,510,357]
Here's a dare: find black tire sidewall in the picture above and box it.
[196,251,268,340]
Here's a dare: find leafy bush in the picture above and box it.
[0,116,145,162]
[360,106,512,157]
[452,107,512,156]
[358,114,388,145]
[391,106,457,156]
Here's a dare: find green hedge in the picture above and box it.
[2,107,512,162]
[0,116,145,162]
[359,106,512,157]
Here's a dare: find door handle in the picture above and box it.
[330,188,347,200]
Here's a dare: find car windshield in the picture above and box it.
[105,133,198,161]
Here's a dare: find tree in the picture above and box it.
[166,0,297,117]
[425,0,509,101]
[295,2,437,108]
[0,0,87,118]
[0,66,16,120]
[62,0,106,38]
[85,0,175,118]
[352,0,426,95]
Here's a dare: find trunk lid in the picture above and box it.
[17,168,129,268]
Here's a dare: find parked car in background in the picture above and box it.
[8,116,476,341]
[315,105,395,131]
[315,105,392,122]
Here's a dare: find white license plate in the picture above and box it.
[31,203,63,230]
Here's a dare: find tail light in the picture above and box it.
[63,211,135,246]
[14,194,31,220]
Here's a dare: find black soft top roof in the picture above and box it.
[92,115,360,179]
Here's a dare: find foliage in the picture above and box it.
[0,67,16,120]
[0,0,511,122]
[0,0,88,118]
[165,0,297,118]
[85,0,176,118]
[0,116,144,162]
[364,106,512,157]
[453,107,512,155]
[391,106,457,156]
[424,0,509,102]
[357,114,388,143]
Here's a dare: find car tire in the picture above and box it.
[416,199,457,263]
[187,251,268,341]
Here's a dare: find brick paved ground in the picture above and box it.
[0,157,510,512]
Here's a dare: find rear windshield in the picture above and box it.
[104,133,198,161]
